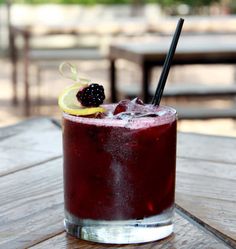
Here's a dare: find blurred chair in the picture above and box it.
[6,1,105,115]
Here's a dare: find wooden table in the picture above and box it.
[0,118,235,248]
[109,34,236,103]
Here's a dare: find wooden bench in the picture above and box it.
[31,47,105,82]
[118,84,236,120]
[9,24,106,115]
[6,1,120,114]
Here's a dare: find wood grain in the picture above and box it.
[0,155,229,249]
[0,118,57,140]
[109,36,236,64]
[176,157,236,247]
[0,118,235,248]
[177,132,236,164]
[0,118,62,176]
[0,158,64,249]
[29,212,230,249]
[0,147,231,248]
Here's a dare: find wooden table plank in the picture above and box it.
[0,158,64,249]
[1,118,235,248]
[177,195,236,246]
[0,118,58,140]
[0,147,231,248]
[176,158,236,247]
[177,158,236,180]
[0,118,62,176]
[177,133,236,164]
[29,212,230,249]
[110,35,236,64]
[109,35,236,102]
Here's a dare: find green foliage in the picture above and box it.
[148,0,220,7]
[0,0,221,5]
[1,0,133,4]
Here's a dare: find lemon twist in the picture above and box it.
[58,62,106,116]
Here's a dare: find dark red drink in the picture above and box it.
[63,102,177,243]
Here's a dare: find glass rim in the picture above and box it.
[63,105,177,129]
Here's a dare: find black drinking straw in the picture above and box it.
[152,18,184,106]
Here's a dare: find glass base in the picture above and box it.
[64,207,174,244]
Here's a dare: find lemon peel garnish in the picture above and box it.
[59,62,91,84]
[58,62,106,116]
[58,84,106,116]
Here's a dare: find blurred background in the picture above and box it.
[0,0,236,136]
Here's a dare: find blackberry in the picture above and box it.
[76,83,105,107]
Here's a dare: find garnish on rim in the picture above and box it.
[76,83,105,107]
[58,62,106,116]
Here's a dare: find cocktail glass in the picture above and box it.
[62,103,177,244]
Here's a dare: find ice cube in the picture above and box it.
[113,100,130,115]
[131,97,144,105]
